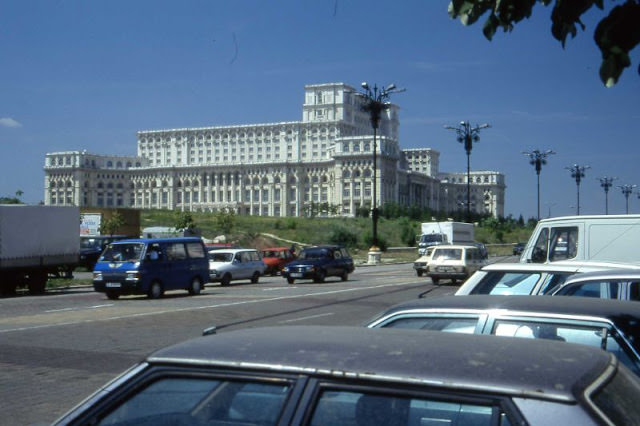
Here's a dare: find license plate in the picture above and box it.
[105,282,121,288]
[290,273,303,278]
[437,266,453,272]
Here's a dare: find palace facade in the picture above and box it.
[43,82,505,217]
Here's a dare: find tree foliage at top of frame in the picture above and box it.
[448,0,640,87]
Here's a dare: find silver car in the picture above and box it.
[208,248,266,286]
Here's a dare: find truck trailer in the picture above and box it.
[417,222,475,255]
[0,205,79,295]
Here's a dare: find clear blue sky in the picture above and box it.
[1,0,638,219]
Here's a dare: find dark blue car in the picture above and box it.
[282,245,354,284]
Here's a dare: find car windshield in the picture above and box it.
[420,234,444,244]
[101,243,144,263]
[432,249,462,261]
[209,252,234,262]
[80,238,103,250]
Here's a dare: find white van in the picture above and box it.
[521,215,640,264]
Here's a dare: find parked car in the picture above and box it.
[208,248,265,286]
[550,268,640,300]
[455,260,640,296]
[93,237,209,299]
[512,242,525,256]
[53,325,640,426]
[367,295,640,376]
[282,245,354,284]
[426,244,488,285]
[79,235,130,270]
[260,247,296,275]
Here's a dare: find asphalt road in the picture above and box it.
[0,262,460,426]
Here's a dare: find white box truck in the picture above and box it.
[521,214,640,264]
[418,222,475,255]
[0,205,80,295]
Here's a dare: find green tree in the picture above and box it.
[174,210,197,232]
[448,0,640,87]
[100,212,125,236]
[214,207,236,235]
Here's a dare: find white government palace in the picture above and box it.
[43,82,505,218]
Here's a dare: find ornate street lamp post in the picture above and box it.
[523,149,555,220]
[445,121,490,222]
[619,184,637,214]
[358,82,403,258]
[565,164,590,215]
[598,176,617,215]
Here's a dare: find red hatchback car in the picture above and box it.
[260,247,296,275]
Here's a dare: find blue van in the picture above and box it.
[93,237,209,300]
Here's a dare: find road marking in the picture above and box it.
[45,304,114,313]
[0,281,416,334]
[279,312,334,323]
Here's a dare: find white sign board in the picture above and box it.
[80,213,102,236]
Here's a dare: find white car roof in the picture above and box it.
[481,260,640,273]
[208,248,257,254]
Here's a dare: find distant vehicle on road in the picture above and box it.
[260,247,296,275]
[93,237,209,299]
[208,248,265,286]
[426,244,488,285]
[0,205,79,295]
[282,245,354,284]
[367,295,640,376]
[78,235,130,270]
[512,242,525,256]
[54,325,640,426]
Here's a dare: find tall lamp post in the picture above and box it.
[619,184,637,214]
[359,82,403,258]
[445,121,491,222]
[598,176,617,214]
[566,164,590,215]
[523,149,555,220]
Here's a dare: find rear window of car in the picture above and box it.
[432,249,462,261]
[309,390,506,426]
[470,272,541,295]
[98,376,293,426]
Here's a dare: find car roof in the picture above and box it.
[480,261,640,273]
[561,268,640,283]
[208,248,257,254]
[432,244,479,250]
[370,296,640,351]
[113,237,203,244]
[374,294,640,322]
[147,325,614,403]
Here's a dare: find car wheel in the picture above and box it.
[148,281,163,299]
[106,291,120,300]
[251,272,260,284]
[188,277,202,295]
[341,271,349,281]
[27,271,48,295]
[416,270,423,277]
[313,270,326,283]
[431,277,440,285]
[287,277,295,284]
[221,274,232,286]
[451,278,457,285]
